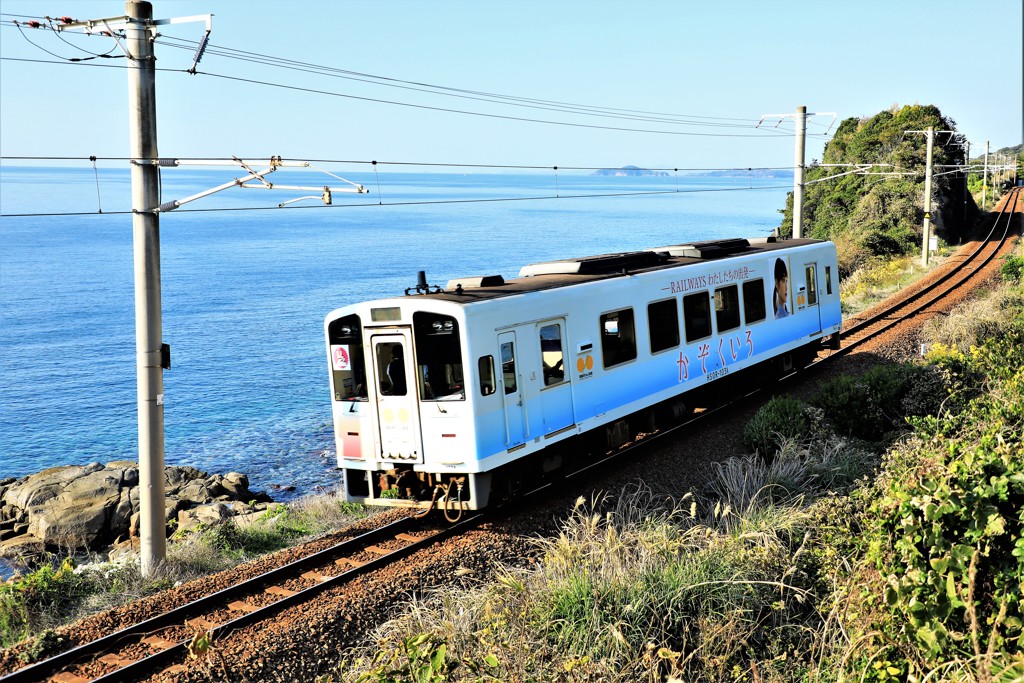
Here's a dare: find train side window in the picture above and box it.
[742,279,766,325]
[683,292,712,342]
[825,266,833,295]
[601,308,636,368]
[500,342,517,394]
[647,298,680,353]
[478,356,496,396]
[805,266,818,305]
[328,314,367,401]
[539,324,566,386]
[714,285,741,333]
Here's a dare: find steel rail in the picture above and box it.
[839,187,1021,346]
[1,514,467,682]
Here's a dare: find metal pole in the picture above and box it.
[126,0,166,577]
[793,105,807,239]
[982,141,989,209]
[921,126,934,267]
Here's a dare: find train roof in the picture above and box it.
[409,236,825,304]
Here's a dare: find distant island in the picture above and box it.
[695,168,793,179]
[591,165,669,177]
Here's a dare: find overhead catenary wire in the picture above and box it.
[0,154,793,172]
[0,180,795,219]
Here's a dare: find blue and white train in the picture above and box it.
[324,237,841,514]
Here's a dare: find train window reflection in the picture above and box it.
[328,314,367,401]
[683,292,712,342]
[500,342,517,394]
[601,308,636,368]
[742,279,766,325]
[714,285,741,333]
[413,313,465,401]
[648,298,680,353]
[478,355,496,396]
[540,324,565,386]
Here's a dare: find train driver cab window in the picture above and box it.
[478,356,496,396]
[600,308,636,368]
[539,324,566,386]
[412,312,465,401]
[742,279,766,325]
[805,266,818,305]
[328,314,368,401]
[648,298,680,353]
[683,292,712,342]
[714,285,741,333]
[825,266,833,295]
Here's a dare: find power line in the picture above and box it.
[0,181,793,219]
[2,26,827,139]
[152,36,773,130]
[191,69,822,139]
[0,154,792,172]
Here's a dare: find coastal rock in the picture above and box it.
[0,462,274,559]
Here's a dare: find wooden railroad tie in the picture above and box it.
[264,585,298,597]
[395,533,420,542]
[141,634,177,649]
[302,570,331,582]
[364,545,389,555]
[98,653,133,667]
[50,673,91,683]
[335,557,364,568]
[227,600,259,613]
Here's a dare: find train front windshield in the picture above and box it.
[413,312,465,401]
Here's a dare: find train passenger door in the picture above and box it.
[537,319,574,434]
[801,262,822,334]
[497,332,527,449]
[370,332,423,463]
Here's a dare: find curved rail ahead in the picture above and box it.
[834,187,1021,354]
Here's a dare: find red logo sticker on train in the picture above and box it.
[331,345,351,371]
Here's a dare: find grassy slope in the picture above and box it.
[336,238,1024,683]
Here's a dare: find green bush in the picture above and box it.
[0,558,89,648]
[810,364,941,443]
[866,330,1024,668]
[742,395,808,456]
[1001,254,1024,282]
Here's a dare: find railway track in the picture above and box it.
[5,189,1020,683]
[2,514,483,683]
[829,186,1021,356]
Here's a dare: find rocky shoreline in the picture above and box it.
[0,462,274,565]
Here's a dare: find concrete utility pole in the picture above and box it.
[920,126,935,267]
[126,0,166,578]
[905,127,953,267]
[757,106,836,240]
[983,141,990,209]
[793,105,807,239]
[54,2,212,578]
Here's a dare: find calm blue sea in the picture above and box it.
[0,166,790,499]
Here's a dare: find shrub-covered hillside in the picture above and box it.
[777,104,977,277]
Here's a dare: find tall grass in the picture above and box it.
[341,428,876,683]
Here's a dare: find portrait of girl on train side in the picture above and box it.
[773,257,790,319]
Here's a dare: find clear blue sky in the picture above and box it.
[1,0,1021,171]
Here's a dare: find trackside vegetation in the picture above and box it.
[777,104,976,279]
[0,495,365,653]
[334,239,1023,682]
